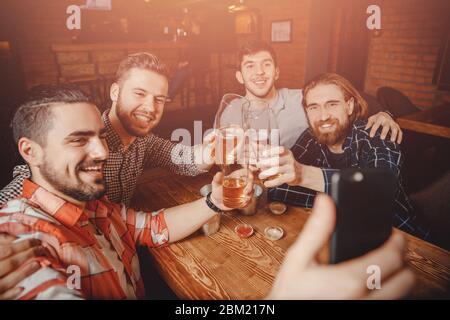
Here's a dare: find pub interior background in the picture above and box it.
[0,0,449,250]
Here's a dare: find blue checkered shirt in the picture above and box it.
[268,119,430,240]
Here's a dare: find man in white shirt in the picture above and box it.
[233,41,403,148]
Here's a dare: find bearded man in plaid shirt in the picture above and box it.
[0,85,249,299]
[0,52,214,207]
[0,84,416,301]
[257,73,430,241]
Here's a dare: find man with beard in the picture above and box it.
[0,85,250,299]
[257,73,430,241]
[0,85,415,300]
[230,41,403,149]
[0,52,213,206]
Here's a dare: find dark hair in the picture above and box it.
[302,73,368,123]
[237,41,278,70]
[115,52,169,83]
[12,84,92,146]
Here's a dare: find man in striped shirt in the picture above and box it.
[257,73,430,240]
[0,85,244,299]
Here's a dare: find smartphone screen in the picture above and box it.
[329,168,396,264]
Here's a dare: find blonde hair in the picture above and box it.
[115,52,169,84]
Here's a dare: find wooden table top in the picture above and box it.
[131,169,450,300]
[397,105,450,139]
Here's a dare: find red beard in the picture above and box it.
[311,118,350,146]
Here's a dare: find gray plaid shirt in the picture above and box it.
[0,110,202,206]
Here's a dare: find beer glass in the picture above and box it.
[244,100,281,182]
[214,94,252,209]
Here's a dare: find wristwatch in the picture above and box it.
[205,192,223,213]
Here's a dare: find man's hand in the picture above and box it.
[165,170,254,243]
[366,111,403,144]
[268,194,415,300]
[0,234,46,300]
[257,146,325,192]
[210,171,254,211]
[258,146,301,187]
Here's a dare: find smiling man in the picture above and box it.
[109,55,169,146]
[232,41,403,149]
[0,85,415,300]
[0,52,213,206]
[259,73,430,240]
[0,85,239,299]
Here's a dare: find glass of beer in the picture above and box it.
[214,94,252,209]
[222,165,252,209]
[244,100,281,182]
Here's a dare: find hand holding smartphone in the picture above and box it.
[329,168,396,264]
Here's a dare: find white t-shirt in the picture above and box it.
[270,88,308,149]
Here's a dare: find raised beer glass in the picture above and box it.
[244,99,281,182]
[214,94,252,209]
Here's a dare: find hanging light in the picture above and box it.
[228,0,247,13]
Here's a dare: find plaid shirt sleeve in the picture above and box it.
[318,136,402,193]
[322,168,339,194]
[16,258,85,300]
[144,135,203,176]
[120,204,170,247]
[0,214,85,299]
[268,184,318,208]
[269,125,405,207]
[361,133,431,239]
[0,164,30,205]
[363,135,402,174]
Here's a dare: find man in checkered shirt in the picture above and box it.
[257,73,430,240]
[0,84,415,300]
[0,52,213,207]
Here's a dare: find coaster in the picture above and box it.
[235,224,254,238]
[264,226,284,241]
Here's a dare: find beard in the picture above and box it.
[311,117,351,146]
[40,158,106,202]
[115,93,154,137]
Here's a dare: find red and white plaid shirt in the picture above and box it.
[0,179,170,299]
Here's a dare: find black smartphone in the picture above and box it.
[329,168,396,264]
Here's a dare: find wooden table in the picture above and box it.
[397,105,450,139]
[131,169,450,299]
